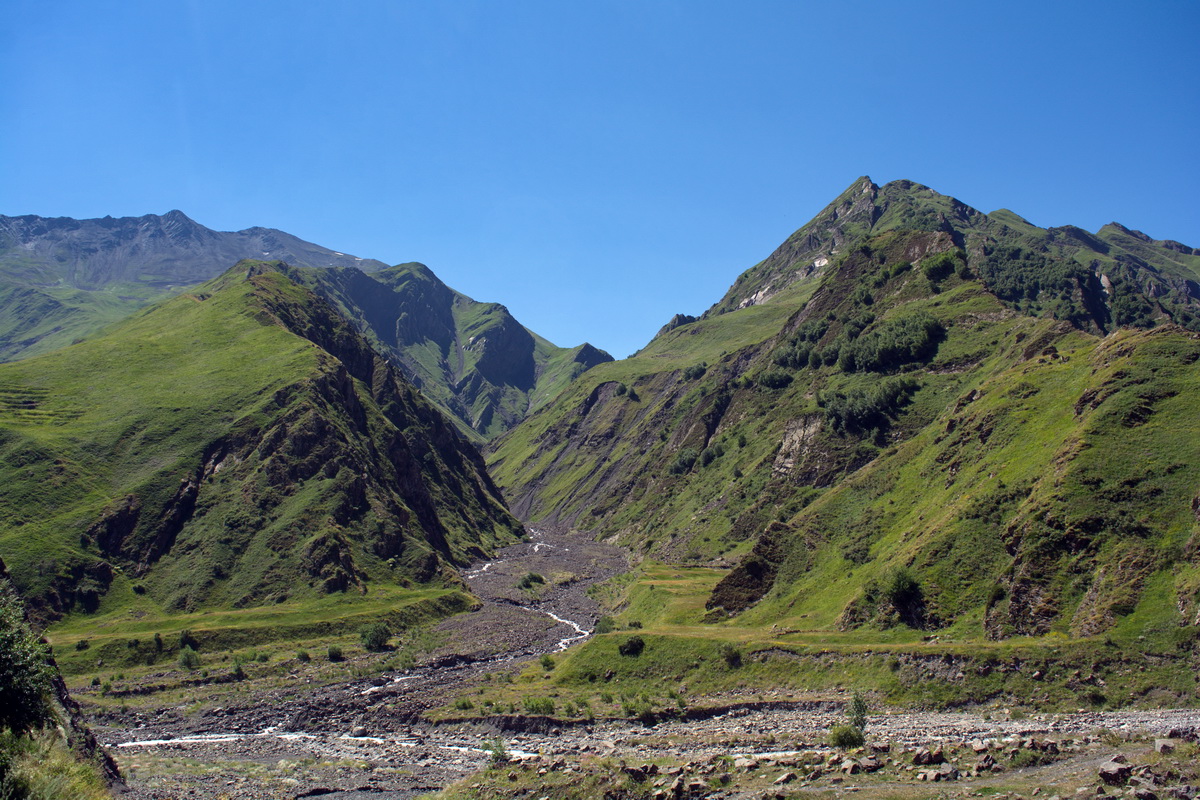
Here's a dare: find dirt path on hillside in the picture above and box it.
[93,531,1200,799]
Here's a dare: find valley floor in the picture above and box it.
[76,531,1200,799]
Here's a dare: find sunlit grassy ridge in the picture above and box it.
[0,261,520,628]
[489,178,1200,678]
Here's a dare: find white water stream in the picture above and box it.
[116,527,597,754]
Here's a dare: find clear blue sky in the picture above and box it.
[3,1,1197,358]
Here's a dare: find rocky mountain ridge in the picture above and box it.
[0,260,522,621]
[0,210,389,363]
[273,262,613,441]
[489,177,1200,645]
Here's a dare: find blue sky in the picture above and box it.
[2,1,1197,358]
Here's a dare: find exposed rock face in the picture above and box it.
[273,262,613,440]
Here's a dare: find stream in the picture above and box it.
[103,527,631,799]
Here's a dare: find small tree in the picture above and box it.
[720,642,742,669]
[847,691,869,732]
[0,590,53,734]
[178,645,201,670]
[830,691,869,748]
[360,622,391,652]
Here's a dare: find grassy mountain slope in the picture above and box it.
[0,211,388,363]
[489,178,1200,652]
[0,261,521,627]
[272,262,612,441]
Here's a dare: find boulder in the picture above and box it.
[1099,760,1133,786]
[913,747,945,765]
[938,763,960,781]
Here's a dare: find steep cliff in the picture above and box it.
[274,262,613,441]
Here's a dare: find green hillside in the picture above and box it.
[488,178,1200,662]
[0,211,390,364]
[0,261,522,628]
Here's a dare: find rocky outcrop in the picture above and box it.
[274,262,612,440]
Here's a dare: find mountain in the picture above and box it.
[270,262,613,441]
[0,211,388,362]
[488,177,1200,644]
[0,212,612,440]
[0,260,522,623]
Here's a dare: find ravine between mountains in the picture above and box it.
[92,529,1200,799]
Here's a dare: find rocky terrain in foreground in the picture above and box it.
[68,530,1199,800]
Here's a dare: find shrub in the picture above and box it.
[517,572,545,590]
[523,697,555,715]
[720,643,742,669]
[453,697,474,710]
[921,251,961,283]
[682,363,707,380]
[178,646,200,671]
[668,448,698,475]
[295,650,311,663]
[883,567,921,608]
[819,375,919,435]
[360,622,391,652]
[74,639,89,651]
[178,629,199,650]
[829,724,865,748]
[836,313,944,373]
[594,616,616,634]
[230,659,246,681]
[153,633,163,653]
[539,654,555,671]
[618,636,645,657]
[757,370,793,389]
[699,446,721,467]
[483,737,508,766]
[326,645,344,662]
